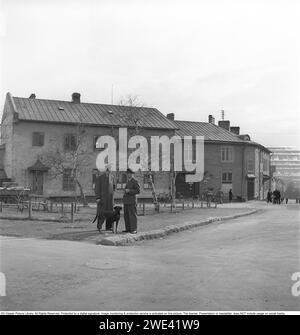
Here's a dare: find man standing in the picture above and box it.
[95,165,115,231]
[123,168,140,234]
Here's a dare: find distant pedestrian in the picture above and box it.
[285,198,288,204]
[278,191,282,204]
[273,190,279,204]
[229,189,233,203]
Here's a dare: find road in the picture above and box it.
[0,203,299,311]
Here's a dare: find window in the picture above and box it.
[64,134,77,151]
[116,172,127,189]
[247,159,254,173]
[32,132,44,146]
[62,169,76,191]
[143,173,154,189]
[184,142,193,162]
[263,157,269,172]
[221,147,233,162]
[222,172,232,184]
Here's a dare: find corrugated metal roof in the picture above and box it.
[174,120,245,143]
[13,97,178,130]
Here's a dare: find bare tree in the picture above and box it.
[41,118,90,206]
[118,95,145,135]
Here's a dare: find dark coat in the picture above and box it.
[123,177,140,205]
[95,173,115,211]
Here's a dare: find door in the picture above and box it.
[32,171,43,195]
[247,180,255,200]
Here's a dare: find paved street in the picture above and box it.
[0,202,299,311]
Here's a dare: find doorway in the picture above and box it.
[247,179,255,200]
[31,171,44,195]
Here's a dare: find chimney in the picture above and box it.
[71,92,81,103]
[208,115,215,124]
[29,93,36,99]
[230,126,240,135]
[218,120,230,131]
[166,113,175,120]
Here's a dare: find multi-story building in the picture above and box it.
[167,114,271,201]
[0,92,271,202]
[268,146,300,195]
[0,92,177,200]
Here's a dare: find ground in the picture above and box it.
[0,201,299,311]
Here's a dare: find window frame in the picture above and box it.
[116,172,127,190]
[222,171,233,184]
[64,134,77,151]
[221,146,234,162]
[247,159,254,173]
[32,132,45,147]
[62,168,76,191]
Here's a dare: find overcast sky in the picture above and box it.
[0,0,299,148]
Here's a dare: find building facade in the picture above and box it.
[0,92,271,202]
[0,92,177,200]
[269,146,300,197]
[170,115,271,201]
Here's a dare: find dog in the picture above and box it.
[92,206,122,234]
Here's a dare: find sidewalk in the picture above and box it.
[0,203,258,244]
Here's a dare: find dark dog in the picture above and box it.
[92,206,122,234]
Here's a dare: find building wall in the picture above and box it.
[177,141,270,201]
[203,143,245,199]
[11,120,175,198]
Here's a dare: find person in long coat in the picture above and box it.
[123,168,140,234]
[94,167,115,231]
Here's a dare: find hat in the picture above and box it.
[127,168,135,174]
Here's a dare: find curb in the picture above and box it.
[97,209,258,246]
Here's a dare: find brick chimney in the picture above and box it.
[166,113,175,120]
[71,92,81,103]
[208,115,215,124]
[218,120,230,131]
[29,93,36,99]
[230,126,240,135]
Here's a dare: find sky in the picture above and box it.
[0,0,299,148]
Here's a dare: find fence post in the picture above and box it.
[71,202,74,223]
[61,202,64,217]
[142,202,145,216]
[182,199,184,210]
[192,200,194,209]
[28,198,32,219]
[0,201,2,213]
[157,202,160,213]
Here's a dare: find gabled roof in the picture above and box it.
[11,96,178,130]
[174,120,271,152]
